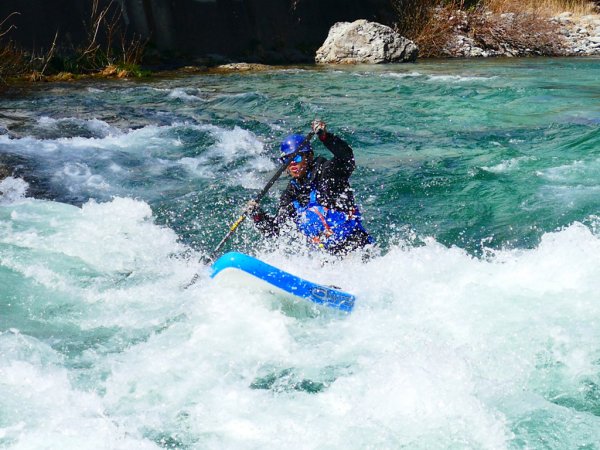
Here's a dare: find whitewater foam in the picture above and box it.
[2,58,600,448]
[2,193,600,448]
[0,122,276,201]
[0,177,28,204]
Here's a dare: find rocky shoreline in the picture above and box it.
[554,12,600,55]
[213,12,600,66]
[294,11,600,65]
[441,11,600,58]
[1,10,599,83]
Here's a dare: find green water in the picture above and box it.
[0,57,600,449]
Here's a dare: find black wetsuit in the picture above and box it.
[252,132,373,255]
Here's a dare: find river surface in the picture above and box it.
[1,58,600,449]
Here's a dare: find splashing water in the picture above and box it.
[1,58,600,449]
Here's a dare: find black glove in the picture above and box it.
[311,119,327,140]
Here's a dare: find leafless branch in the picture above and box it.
[0,12,20,39]
[40,30,60,75]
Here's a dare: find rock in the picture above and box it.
[0,153,59,202]
[177,65,208,73]
[429,8,600,58]
[315,19,418,64]
[211,63,273,72]
[0,164,10,181]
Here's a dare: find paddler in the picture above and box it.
[249,120,374,256]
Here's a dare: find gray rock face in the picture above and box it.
[315,20,418,64]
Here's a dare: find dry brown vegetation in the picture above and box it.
[483,0,597,16]
[0,41,28,81]
[393,0,598,57]
[467,8,565,55]
[0,12,30,81]
[0,0,146,84]
[393,1,467,58]
[75,0,146,74]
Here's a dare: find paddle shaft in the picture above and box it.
[208,162,288,260]
[184,131,314,288]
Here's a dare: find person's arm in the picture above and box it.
[251,186,296,237]
[312,120,355,179]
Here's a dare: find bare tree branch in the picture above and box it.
[40,30,60,75]
[0,12,20,39]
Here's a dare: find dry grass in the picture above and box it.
[393,0,442,41]
[73,0,146,73]
[483,0,598,16]
[467,7,566,55]
[0,43,29,81]
[393,0,596,57]
[1,1,147,84]
[413,4,469,57]
[392,1,471,57]
[0,13,29,82]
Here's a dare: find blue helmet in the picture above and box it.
[279,134,312,159]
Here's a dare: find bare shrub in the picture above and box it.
[467,7,566,55]
[392,0,580,57]
[392,0,443,40]
[118,32,146,68]
[0,13,29,81]
[75,0,146,73]
[1,1,147,83]
[414,4,470,57]
[392,1,476,57]
[0,42,29,81]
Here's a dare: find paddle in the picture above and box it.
[184,131,315,289]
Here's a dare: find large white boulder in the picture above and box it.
[315,19,418,64]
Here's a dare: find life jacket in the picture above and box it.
[292,187,369,250]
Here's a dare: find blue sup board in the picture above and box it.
[210,252,355,312]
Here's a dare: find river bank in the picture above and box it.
[2,1,600,85]
[435,9,600,58]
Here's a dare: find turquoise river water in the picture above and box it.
[1,58,600,449]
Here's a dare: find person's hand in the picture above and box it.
[311,119,327,137]
[246,199,259,213]
[246,199,265,223]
